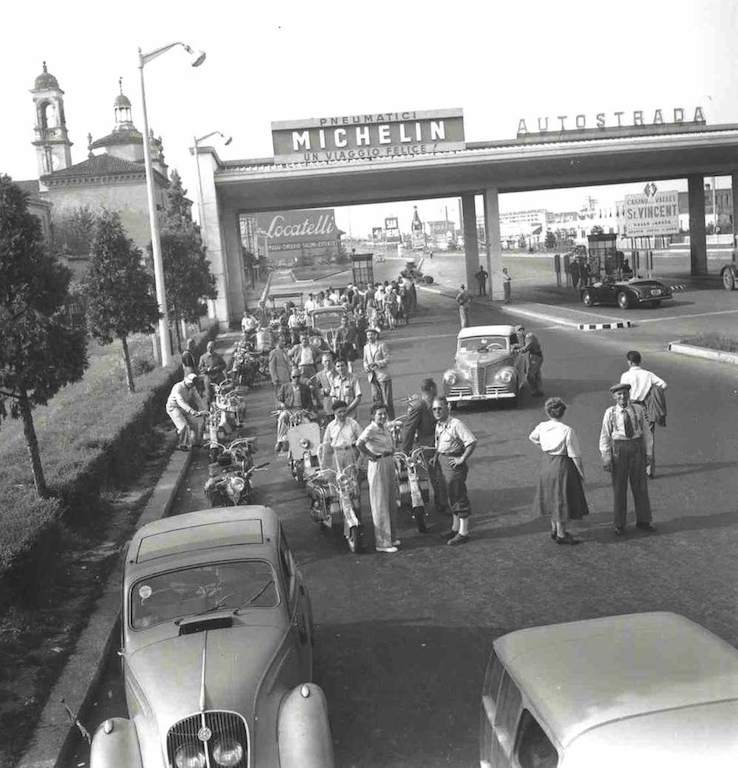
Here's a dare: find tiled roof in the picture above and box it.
[42,154,166,185]
[90,128,143,150]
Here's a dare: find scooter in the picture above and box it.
[204,450,269,506]
[307,447,363,552]
[275,409,320,484]
[393,447,432,533]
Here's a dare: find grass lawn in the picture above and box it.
[681,332,738,353]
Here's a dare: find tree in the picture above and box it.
[82,210,160,393]
[0,175,88,497]
[53,205,96,258]
[544,230,557,249]
[155,170,217,344]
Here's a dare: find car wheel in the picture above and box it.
[723,268,736,291]
[582,290,594,307]
[617,291,631,310]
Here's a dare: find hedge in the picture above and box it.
[0,323,218,605]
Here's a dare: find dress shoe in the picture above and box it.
[614,526,626,536]
[555,532,581,545]
[392,539,401,547]
[447,533,470,546]
[636,522,656,532]
[440,530,458,541]
[376,546,398,554]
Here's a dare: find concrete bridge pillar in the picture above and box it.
[196,147,231,327]
[461,193,479,291]
[483,187,504,299]
[731,173,738,251]
[687,174,707,275]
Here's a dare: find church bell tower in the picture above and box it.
[31,62,73,176]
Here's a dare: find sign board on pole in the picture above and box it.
[619,190,680,236]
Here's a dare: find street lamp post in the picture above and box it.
[192,131,231,318]
[138,42,206,367]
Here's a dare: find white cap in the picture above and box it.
[184,373,197,385]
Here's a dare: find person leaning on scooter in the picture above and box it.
[166,373,208,451]
[274,367,317,453]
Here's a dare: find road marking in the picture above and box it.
[499,303,625,328]
[638,308,738,324]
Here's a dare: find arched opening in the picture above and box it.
[39,101,58,131]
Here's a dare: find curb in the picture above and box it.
[17,447,194,768]
[499,304,580,328]
[578,321,633,331]
[668,340,738,365]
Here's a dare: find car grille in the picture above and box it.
[471,367,486,395]
[484,385,510,396]
[166,711,248,768]
[449,386,472,397]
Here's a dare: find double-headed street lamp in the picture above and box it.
[193,131,232,319]
[138,42,206,367]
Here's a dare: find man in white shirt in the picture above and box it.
[330,358,362,417]
[620,350,667,478]
[599,382,654,535]
[166,373,207,451]
[304,293,317,314]
[363,327,394,418]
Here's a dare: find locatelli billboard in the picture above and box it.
[271,109,465,164]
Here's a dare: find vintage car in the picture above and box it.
[90,506,334,768]
[443,325,526,405]
[308,306,349,352]
[580,277,673,309]
[480,612,738,768]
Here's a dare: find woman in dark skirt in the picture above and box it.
[529,397,589,544]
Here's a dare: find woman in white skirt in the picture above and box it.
[529,397,589,544]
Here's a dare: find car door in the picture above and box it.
[278,525,313,678]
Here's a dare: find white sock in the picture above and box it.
[459,518,469,536]
[451,515,460,532]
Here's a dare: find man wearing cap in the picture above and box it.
[166,373,208,451]
[599,382,655,535]
[363,326,394,419]
[431,397,477,545]
[620,350,667,478]
[275,367,316,452]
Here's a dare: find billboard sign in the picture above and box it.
[256,209,338,244]
[384,216,401,243]
[619,188,680,236]
[372,226,384,241]
[272,109,465,164]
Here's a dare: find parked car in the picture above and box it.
[480,612,738,768]
[442,325,526,406]
[89,506,334,768]
[580,276,673,309]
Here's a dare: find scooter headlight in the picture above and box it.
[300,438,311,448]
[174,744,206,768]
[212,738,244,767]
[230,477,245,492]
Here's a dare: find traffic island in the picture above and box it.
[668,338,738,366]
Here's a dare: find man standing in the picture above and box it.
[570,259,580,290]
[290,332,319,379]
[431,397,477,545]
[304,293,317,314]
[599,382,655,535]
[401,378,437,455]
[363,327,394,418]
[268,334,292,393]
[502,267,512,304]
[455,284,473,328]
[620,350,667,478]
[314,351,337,416]
[166,373,207,451]
[335,314,358,363]
[181,337,197,376]
[330,358,362,417]
[520,331,544,397]
[197,340,227,402]
[475,265,489,296]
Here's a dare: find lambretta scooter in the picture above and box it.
[281,409,321,484]
[393,447,432,533]
[204,445,269,506]
[307,445,363,553]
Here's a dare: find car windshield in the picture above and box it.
[458,335,508,353]
[130,560,278,629]
[312,311,345,329]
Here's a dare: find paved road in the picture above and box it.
[70,290,738,768]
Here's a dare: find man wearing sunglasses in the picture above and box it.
[430,397,477,545]
[274,367,316,452]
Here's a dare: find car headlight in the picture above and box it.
[443,370,457,385]
[212,738,244,767]
[174,744,206,768]
[495,369,514,384]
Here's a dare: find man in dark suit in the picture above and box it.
[275,367,317,452]
[401,378,437,454]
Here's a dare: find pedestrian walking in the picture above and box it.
[363,327,394,418]
[520,331,545,397]
[529,397,588,544]
[431,397,477,546]
[455,284,473,328]
[619,350,667,478]
[475,265,489,296]
[599,382,655,535]
[502,267,512,303]
[166,373,207,451]
[357,404,400,553]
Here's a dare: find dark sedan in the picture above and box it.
[580,278,673,309]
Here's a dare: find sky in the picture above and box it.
[2,0,736,235]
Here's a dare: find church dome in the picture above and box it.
[114,93,131,108]
[34,62,59,90]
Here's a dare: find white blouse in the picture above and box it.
[529,420,581,458]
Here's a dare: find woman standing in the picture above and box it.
[529,397,589,544]
[357,404,400,553]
